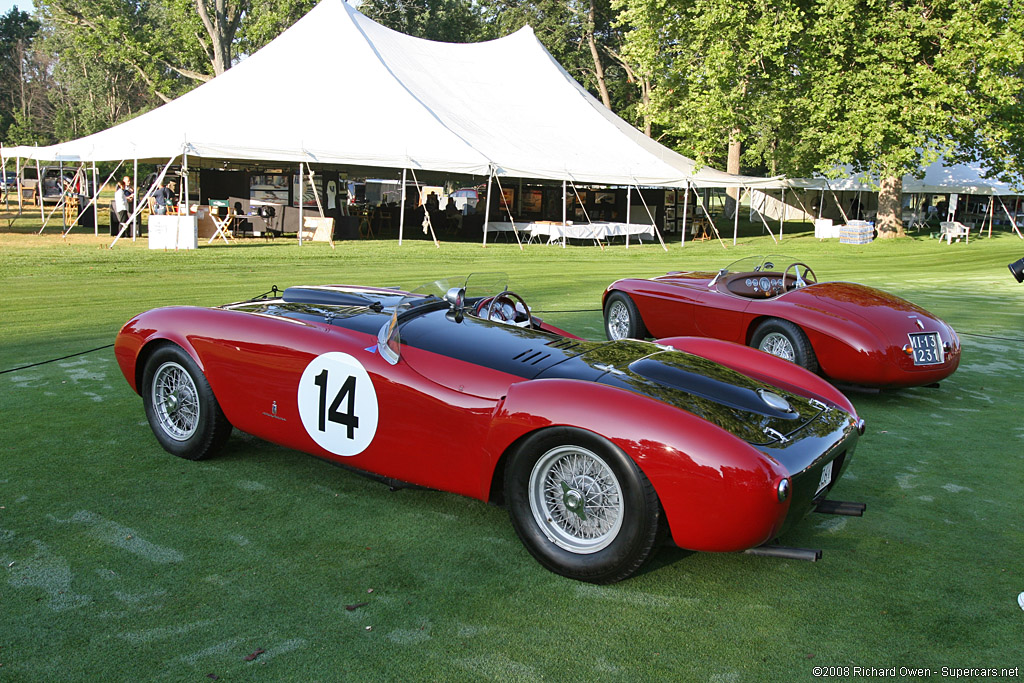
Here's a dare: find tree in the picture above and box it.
[0,8,47,143]
[358,0,485,43]
[797,0,1024,237]
[615,0,1024,237]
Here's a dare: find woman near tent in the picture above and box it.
[113,180,129,235]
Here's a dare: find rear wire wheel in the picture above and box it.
[142,344,232,460]
[505,427,665,583]
[751,318,819,374]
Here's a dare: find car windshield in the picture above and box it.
[377,273,509,364]
[721,255,808,275]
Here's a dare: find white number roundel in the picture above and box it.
[297,352,379,456]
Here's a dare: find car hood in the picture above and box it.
[537,339,841,446]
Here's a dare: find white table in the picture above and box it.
[486,221,655,244]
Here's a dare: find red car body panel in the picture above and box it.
[605,265,960,388]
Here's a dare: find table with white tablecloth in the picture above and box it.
[485,221,656,244]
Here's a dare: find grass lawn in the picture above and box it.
[2,211,1023,681]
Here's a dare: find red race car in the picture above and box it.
[116,275,864,583]
[604,255,961,389]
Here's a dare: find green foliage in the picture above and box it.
[0,8,43,142]
[359,0,486,42]
[236,0,319,55]
[615,0,1024,187]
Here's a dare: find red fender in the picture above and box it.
[482,378,792,552]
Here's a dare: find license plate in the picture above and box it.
[908,332,944,365]
[816,461,833,494]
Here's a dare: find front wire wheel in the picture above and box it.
[506,427,665,583]
[151,361,200,441]
[604,291,647,340]
[529,445,624,554]
[142,344,232,460]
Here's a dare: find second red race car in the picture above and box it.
[604,255,961,389]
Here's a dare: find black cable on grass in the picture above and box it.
[0,344,115,375]
[959,331,1024,342]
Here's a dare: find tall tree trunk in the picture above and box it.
[876,176,904,238]
[196,0,245,75]
[586,0,611,109]
[725,131,741,218]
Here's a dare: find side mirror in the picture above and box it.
[444,286,466,310]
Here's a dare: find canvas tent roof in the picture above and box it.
[787,158,1024,196]
[1,0,776,189]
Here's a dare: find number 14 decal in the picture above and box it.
[298,352,379,457]
[314,369,359,438]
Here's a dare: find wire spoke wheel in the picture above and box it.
[606,300,632,340]
[528,445,624,553]
[151,361,200,441]
[758,332,796,361]
[603,292,646,340]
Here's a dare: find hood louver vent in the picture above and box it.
[513,349,552,366]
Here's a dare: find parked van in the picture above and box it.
[20,166,91,203]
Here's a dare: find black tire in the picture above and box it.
[504,427,665,584]
[750,318,819,374]
[141,344,232,460]
[603,291,647,340]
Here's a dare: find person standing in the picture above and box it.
[114,180,129,236]
[152,180,170,215]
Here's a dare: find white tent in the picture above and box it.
[2,0,775,191]
[786,158,1024,196]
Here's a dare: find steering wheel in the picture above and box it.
[783,262,817,291]
[477,290,533,328]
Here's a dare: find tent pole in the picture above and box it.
[625,185,631,249]
[568,179,601,250]
[0,145,7,211]
[632,181,666,251]
[681,181,690,247]
[399,168,407,246]
[818,189,824,219]
[988,195,994,238]
[183,151,190,217]
[997,196,1023,239]
[298,162,304,246]
[483,168,493,248]
[561,180,567,248]
[16,157,22,214]
[779,187,786,240]
[133,158,139,241]
[492,174,522,250]
[59,159,66,233]
[92,164,99,235]
[733,186,741,245]
[36,154,44,227]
